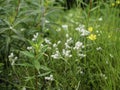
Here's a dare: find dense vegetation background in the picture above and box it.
[0,0,120,90]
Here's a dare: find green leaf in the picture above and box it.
[33,60,40,71]
[38,71,51,77]
[21,51,34,58]
[0,63,4,67]
[39,65,51,71]
[15,63,33,67]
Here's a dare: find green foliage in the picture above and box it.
[0,0,120,90]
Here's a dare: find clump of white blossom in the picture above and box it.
[75,24,90,36]
[45,74,54,81]
[100,73,107,79]
[32,32,39,41]
[8,52,18,65]
[62,24,68,30]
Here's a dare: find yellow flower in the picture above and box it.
[116,1,120,5]
[111,3,115,7]
[88,34,96,41]
[88,27,93,32]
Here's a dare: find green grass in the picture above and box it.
[0,0,120,90]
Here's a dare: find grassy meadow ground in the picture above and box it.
[0,0,120,90]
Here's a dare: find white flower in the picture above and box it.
[44,38,51,44]
[109,54,113,58]
[51,51,61,59]
[57,41,61,45]
[98,17,103,21]
[45,74,54,81]
[21,28,25,31]
[75,25,90,36]
[14,57,18,60]
[78,54,86,58]
[56,28,61,32]
[45,20,50,23]
[8,52,14,58]
[100,73,107,79]
[80,29,90,36]
[10,26,13,30]
[62,25,68,30]
[22,87,26,90]
[53,43,57,48]
[96,47,102,51]
[74,41,83,50]
[33,33,38,39]
[8,52,18,65]
[66,34,69,38]
[32,33,39,41]
[62,49,72,58]
[27,46,33,50]
[65,42,70,49]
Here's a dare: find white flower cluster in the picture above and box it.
[96,47,102,51]
[62,25,68,30]
[32,33,39,41]
[75,24,90,36]
[65,37,73,49]
[51,33,87,59]
[44,38,52,45]
[100,73,107,79]
[45,74,54,81]
[73,41,83,50]
[51,50,61,59]
[8,52,18,65]
[62,49,72,58]
[27,46,33,50]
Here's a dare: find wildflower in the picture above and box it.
[51,51,61,59]
[78,54,86,58]
[27,46,33,50]
[53,43,57,48]
[100,73,107,80]
[62,49,72,58]
[116,0,120,4]
[80,71,84,74]
[10,26,13,30]
[81,29,90,36]
[88,34,96,41]
[98,17,103,21]
[88,27,93,32]
[8,52,18,65]
[44,38,51,44]
[96,47,102,51]
[45,74,54,81]
[56,28,61,32]
[109,54,113,58]
[65,42,71,49]
[106,60,108,64]
[62,25,68,30]
[111,3,115,7]
[22,87,26,90]
[73,41,83,50]
[75,25,90,36]
[20,28,25,31]
[66,34,69,38]
[32,33,39,41]
[8,52,14,58]
[57,41,61,44]
[45,20,50,23]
